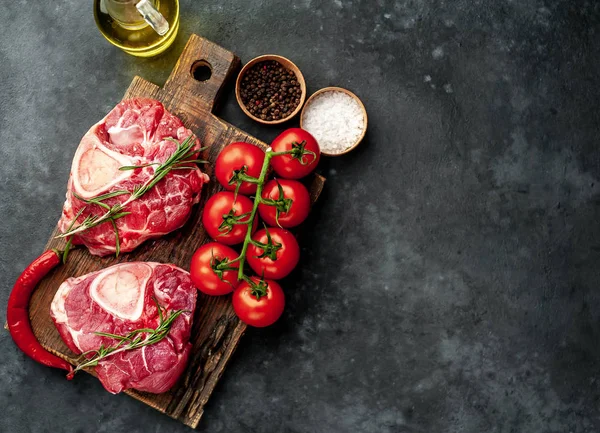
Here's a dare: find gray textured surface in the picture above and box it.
[1,0,600,432]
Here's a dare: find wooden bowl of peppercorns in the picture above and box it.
[235,55,306,125]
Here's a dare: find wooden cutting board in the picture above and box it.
[27,34,325,429]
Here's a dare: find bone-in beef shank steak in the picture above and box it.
[50,262,197,394]
[58,98,209,256]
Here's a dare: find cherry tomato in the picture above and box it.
[202,192,257,245]
[270,128,320,179]
[190,243,240,296]
[246,228,300,279]
[258,179,310,228]
[215,142,266,195]
[232,277,285,327]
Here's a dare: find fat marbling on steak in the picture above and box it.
[50,262,197,394]
[58,98,209,256]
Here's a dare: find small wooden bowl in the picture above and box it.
[300,87,368,156]
[235,55,307,125]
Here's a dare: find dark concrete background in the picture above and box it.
[1,0,599,432]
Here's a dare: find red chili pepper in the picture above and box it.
[7,249,74,377]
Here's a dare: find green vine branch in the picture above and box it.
[235,149,291,282]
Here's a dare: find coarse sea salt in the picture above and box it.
[302,90,365,154]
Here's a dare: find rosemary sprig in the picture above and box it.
[61,206,88,263]
[70,300,188,377]
[109,219,121,257]
[57,135,204,240]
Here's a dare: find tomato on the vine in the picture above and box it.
[258,179,310,228]
[190,242,240,296]
[232,277,285,327]
[202,191,257,245]
[215,142,265,195]
[246,227,299,279]
[270,128,320,179]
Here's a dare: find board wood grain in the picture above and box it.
[27,34,325,428]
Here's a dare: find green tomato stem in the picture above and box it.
[269,150,291,157]
[237,148,275,281]
[226,255,242,264]
[235,173,260,184]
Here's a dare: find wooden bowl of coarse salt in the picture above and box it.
[300,87,367,156]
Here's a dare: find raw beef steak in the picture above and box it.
[58,98,209,256]
[50,262,197,394]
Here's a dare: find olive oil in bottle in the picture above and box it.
[94,0,179,57]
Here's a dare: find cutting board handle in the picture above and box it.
[163,34,240,112]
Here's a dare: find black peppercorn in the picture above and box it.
[239,60,302,121]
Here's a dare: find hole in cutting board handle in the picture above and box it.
[191,60,212,82]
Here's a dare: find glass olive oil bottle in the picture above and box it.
[94,0,179,57]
